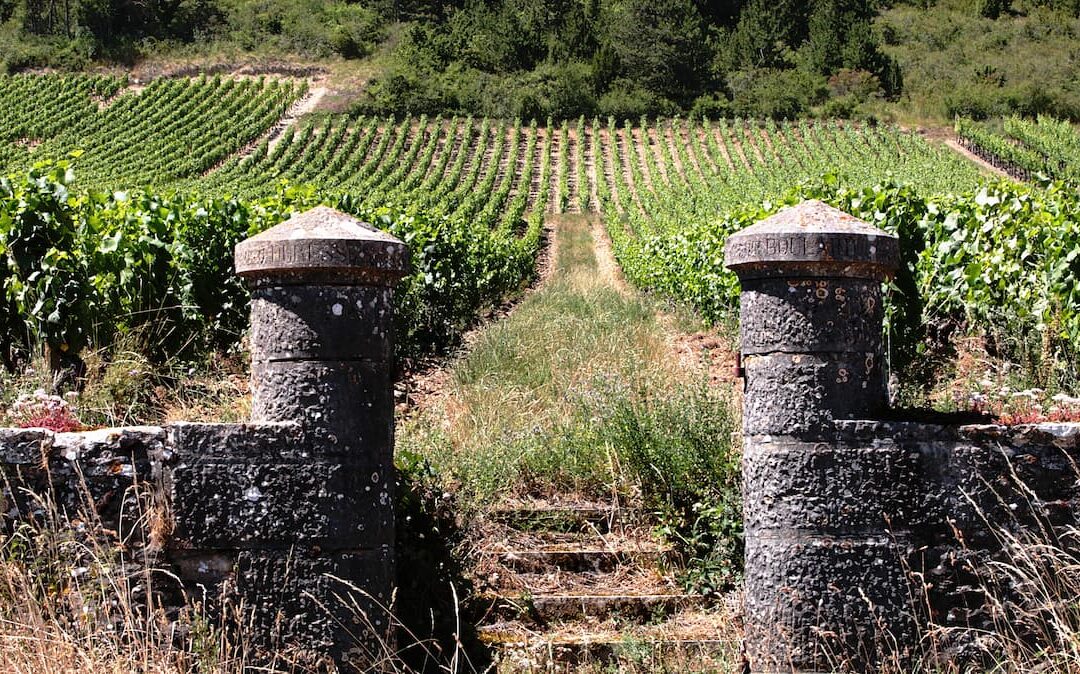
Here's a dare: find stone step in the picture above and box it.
[490,546,669,574]
[480,591,703,623]
[489,503,640,534]
[478,528,669,574]
[478,610,741,669]
[492,636,738,670]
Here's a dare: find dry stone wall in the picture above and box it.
[727,200,1080,672]
[1,207,409,671]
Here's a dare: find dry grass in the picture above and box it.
[0,346,250,430]
[0,474,250,674]
[0,469,485,673]
[916,515,1080,673]
[396,214,708,509]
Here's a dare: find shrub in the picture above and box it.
[598,79,676,121]
[601,385,742,594]
[689,93,734,119]
[730,67,828,119]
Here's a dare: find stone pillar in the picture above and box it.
[229,206,407,667]
[724,200,908,672]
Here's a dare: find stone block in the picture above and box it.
[743,352,887,437]
[743,438,921,532]
[170,459,394,549]
[250,360,393,454]
[234,547,395,669]
[250,284,394,362]
[168,421,308,461]
[743,534,917,672]
[739,277,884,354]
[0,427,50,465]
[234,206,409,287]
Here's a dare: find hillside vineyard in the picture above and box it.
[1,75,980,213]
[7,73,1077,386]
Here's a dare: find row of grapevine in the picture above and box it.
[0,159,545,371]
[1002,116,1080,181]
[956,115,1080,182]
[0,74,304,188]
[956,117,1044,180]
[0,74,124,145]
[2,74,991,225]
[595,116,1079,386]
[1,86,558,368]
[197,115,548,293]
[4,75,1033,376]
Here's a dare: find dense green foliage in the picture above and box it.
[2,1,1078,122]
[359,0,900,119]
[0,161,542,371]
[601,142,1080,388]
[880,2,1080,121]
[0,0,386,69]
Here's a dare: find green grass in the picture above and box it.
[396,214,743,593]
[398,215,680,504]
[396,213,739,527]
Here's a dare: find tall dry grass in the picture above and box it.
[0,475,252,673]
[0,460,495,673]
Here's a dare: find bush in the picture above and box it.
[730,67,828,119]
[602,384,742,595]
[222,0,383,58]
[0,27,94,72]
[689,93,734,119]
[820,94,860,119]
[598,79,676,121]
[944,82,998,120]
[827,68,882,101]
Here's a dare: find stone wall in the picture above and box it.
[725,200,1080,672]
[3,418,1078,671]
[742,419,1080,670]
[0,206,409,671]
[0,421,395,667]
[914,421,1080,665]
[0,425,164,539]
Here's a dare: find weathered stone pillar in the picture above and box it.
[195,206,405,667]
[725,201,907,672]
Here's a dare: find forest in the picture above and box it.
[1,0,1078,121]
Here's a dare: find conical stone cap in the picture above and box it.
[724,200,899,280]
[235,206,409,286]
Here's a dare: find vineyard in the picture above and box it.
[196,112,985,218]
[957,115,1080,182]
[2,73,985,217]
[0,74,304,186]
[1,73,1078,387]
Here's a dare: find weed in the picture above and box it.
[400,215,744,601]
[6,389,82,431]
[913,483,1080,673]
[598,385,742,596]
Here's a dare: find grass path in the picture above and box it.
[395,213,744,672]
[396,212,739,511]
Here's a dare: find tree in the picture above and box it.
[600,0,710,105]
[803,0,902,97]
[728,0,809,69]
